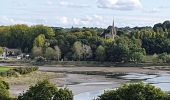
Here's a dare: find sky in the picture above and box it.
[0,0,170,28]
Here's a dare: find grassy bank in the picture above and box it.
[4,71,65,86]
[0,67,11,72]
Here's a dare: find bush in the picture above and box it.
[0,67,38,77]
[18,80,73,100]
[54,88,73,100]
[13,67,38,75]
[96,83,169,100]
[0,78,10,100]
[0,70,18,77]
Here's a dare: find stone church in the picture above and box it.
[101,20,117,40]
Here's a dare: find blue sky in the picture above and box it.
[0,0,170,28]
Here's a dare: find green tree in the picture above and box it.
[82,44,92,60]
[31,25,55,39]
[0,47,3,54]
[44,47,56,60]
[54,45,61,61]
[72,41,84,61]
[96,83,168,100]
[32,46,43,57]
[158,52,169,63]
[130,52,145,63]
[33,34,46,47]
[54,88,73,100]
[18,80,73,100]
[96,45,106,62]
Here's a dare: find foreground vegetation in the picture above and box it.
[1,78,169,100]
[0,79,73,100]
[0,20,170,63]
[0,67,11,72]
[0,66,38,77]
[96,83,170,100]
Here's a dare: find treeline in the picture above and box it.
[0,20,170,63]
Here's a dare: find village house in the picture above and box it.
[0,47,22,59]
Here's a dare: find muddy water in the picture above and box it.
[73,73,170,100]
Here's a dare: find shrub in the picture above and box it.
[0,70,18,77]
[54,88,73,100]
[0,67,38,77]
[0,78,10,100]
[13,67,38,75]
[96,83,168,100]
[18,80,73,100]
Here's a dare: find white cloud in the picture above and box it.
[56,15,107,27]
[59,1,90,8]
[97,0,142,10]
[57,16,69,24]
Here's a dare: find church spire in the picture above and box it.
[111,19,116,40]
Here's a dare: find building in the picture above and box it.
[101,19,117,40]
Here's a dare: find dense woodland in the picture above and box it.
[0,20,170,63]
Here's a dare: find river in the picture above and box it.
[73,73,170,100]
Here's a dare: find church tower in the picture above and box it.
[111,19,117,40]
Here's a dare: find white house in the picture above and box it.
[0,52,6,59]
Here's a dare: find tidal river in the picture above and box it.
[72,73,170,100]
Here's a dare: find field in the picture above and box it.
[0,67,11,72]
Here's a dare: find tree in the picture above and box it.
[158,52,169,63]
[31,25,55,39]
[72,41,84,61]
[53,88,73,100]
[96,45,106,62]
[18,80,73,100]
[96,83,168,100]
[0,47,3,55]
[54,45,61,61]
[32,46,43,57]
[130,52,145,63]
[107,44,129,62]
[82,44,92,60]
[44,47,56,60]
[33,34,46,47]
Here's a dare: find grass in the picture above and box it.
[4,71,66,85]
[0,66,11,72]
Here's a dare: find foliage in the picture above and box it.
[54,45,61,61]
[0,21,170,63]
[32,46,43,57]
[18,80,73,100]
[96,45,106,62]
[53,88,73,100]
[0,67,38,77]
[130,52,145,63]
[72,41,84,61]
[44,47,56,60]
[0,78,10,100]
[96,83,169,100]
[0,47,3,54]
[13,67,38,75]
[0,69,18,77]
[157,53,169,63]
[33,34,46,47]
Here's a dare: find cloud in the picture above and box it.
[57,16,69,24]
[59,1,90,8]
[56,15,107,27]
[97,0,142,10]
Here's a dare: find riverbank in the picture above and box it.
[1,63,170,98]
